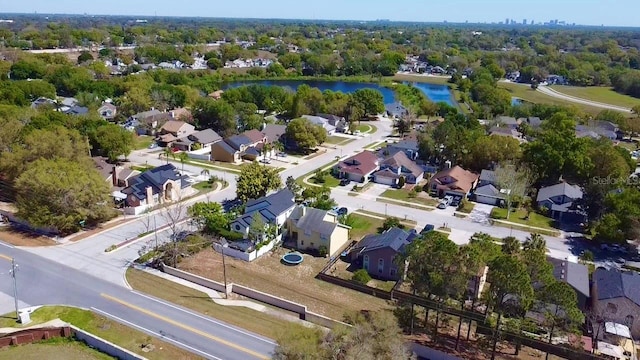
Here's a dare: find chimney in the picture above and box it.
[444,160,452,169]
[112,166,118,186]
[171,111,175,119]
[145,186,154,205]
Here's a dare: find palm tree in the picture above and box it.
[177,151,189,173]
[501,236,521,255]
[262,143,272,163]
[523,233,546,253]
[200,169,210,179]
[273,141,284,159]
[162,147,173,164]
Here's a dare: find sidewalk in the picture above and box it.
[132,265,316,327]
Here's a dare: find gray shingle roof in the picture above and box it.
[536,182,583,203]
[381,151,423,178]
[594,268,640,306]
[226,134,252,150]
[125,164,189,200]
[475,184,503,198]
[479,169,496,184]
[352,227,413,254]
[295,207,338,236]
[261,124,286,144]
[236,189,296,227]
[548,257,590,298]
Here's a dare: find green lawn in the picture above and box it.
[380,189,438,207]
[0,306,199,360]
[133,136,154,150]
[458,201,476,214]
[357,124,377,134]
[310,173,340,187]
[295,160,339,186]
[490,208,557,230]
[347,213,384,240]
[192,181,219,193]
[126,268,293,339]
[130,164,154,172]
[0,339,115,360]
[325,136,349,144]
[498,82,614,116]
[550,85,640,109]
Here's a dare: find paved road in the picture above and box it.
[536,85,632,112]
[0,244,275,360]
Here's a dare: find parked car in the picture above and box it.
[259,158,272,164]
[340,179,350,186]
[437,201,448,209]
[337,207,348,216]
[276,152,287,157]
[148,142,158,149]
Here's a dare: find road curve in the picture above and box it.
[536,85,632,113]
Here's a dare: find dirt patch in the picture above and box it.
[179,247,392,320]
[67,218,133,242]
[0,228,57,247]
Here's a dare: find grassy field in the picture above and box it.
[295,160,339,186]
[0,306,200,360]
[550,85,640,109]
[380,189,439,207]
[458,201,476,214]
[126,268,293,338]
[490,208,557,231]
[498,82,615,116]
[0,339,115,360]
[178,248,392,320]
[133,136,154,150]
[325,135,348,144]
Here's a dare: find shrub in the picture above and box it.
[397,176,406,188]
[104,244,117,252]
[352,269,372,284]
[408,190,417,198]
[413,185,423,192]
[318,245,328,257]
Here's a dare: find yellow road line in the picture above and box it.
[100,293,268,360]
[0,254,12,261]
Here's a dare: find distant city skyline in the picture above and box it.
[1,0,639,27]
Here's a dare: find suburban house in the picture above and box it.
[287,206,351,257]
[383,139,420,160]
[98,102,117,120]
[592,268,640,339]
[156,120,196,147]
[169,108,193,122]
[334,151,380,183]
[473,184,506,206]
[30,97,56,109]
[230,189,296,240]
[317,113,348,133]
[429,165,479,198]
[495,116,519,129]
[128,109,174,135]
[122,164,191,209]
[575,121,619,140]
[261,124,287,145]
[373,151,425,186]
[349,227,417,281]
[302,115,336,135]
[536,182,585,222]
[62,105,89,116]
[211,129,267,163]
[548,257,590,309]
[173,129,222,151]
[385,102,408,118]
[524,116,543,130]
[92,157,140,189]
[488,127,523,142]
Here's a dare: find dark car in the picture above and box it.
[337,207,348,216]
[340,179,350,186]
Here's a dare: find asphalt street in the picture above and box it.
[0,243,275,360]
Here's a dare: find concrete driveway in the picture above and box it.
[468,203,494,225]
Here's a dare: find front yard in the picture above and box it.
[133,135,154,150]
[178,247,392,320]
[490,208,557,230]
[309,172,340,187]
[357,123,377,134]
[380,189,439,208]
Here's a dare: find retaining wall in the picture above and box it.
[232,284,307,318]
[161,264,227,292]
[0,326,71,347]
[72,325,147,360]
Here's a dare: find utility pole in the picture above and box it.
[153,215,158,251]
[9,259,19,320]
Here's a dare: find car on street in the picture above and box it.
[340,179,350,186]
[259,158,272,164]
[337,207,348,216]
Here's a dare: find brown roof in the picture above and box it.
[208,90,224,99]
[171,108,192,121]
[431,165,479,194]
[261,124,286,144]
[161,120,189,134]
[382,151,423,178]
[336,151,379,176]
[243,129,265,143]
[92,156,113,180]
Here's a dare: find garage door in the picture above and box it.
[475,195,499,206]
[374,176,396,186]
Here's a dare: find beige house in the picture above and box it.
[287,206,350,257]
[157,120,196,147]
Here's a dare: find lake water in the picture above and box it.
[223,80,455,106]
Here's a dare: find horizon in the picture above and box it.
[1,0,639,27]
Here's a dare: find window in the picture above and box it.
[378,258,384,274]
[300,241,304,246]
[363,255,369,270]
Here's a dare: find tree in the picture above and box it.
[248,212,267,244]
[523,233,546,253]
[188,202,228,234]
[162,146,173,164]
[193,98,237,137]
[352,269,372,284]
[538,280,584,360]
[177,151,189,173]
[235,161,282,202]
[285,176,302,199]
[486,255,534,360]
[501,236,521,255]
[395,119,411,138]
[15,158,113,235]
[94,124,134,162]
[380,217,403,232]
[77,51,94,64]
[285,118,327,153]
[350,88,385,116]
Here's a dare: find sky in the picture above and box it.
[2,0,639,27]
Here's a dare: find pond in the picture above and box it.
[223,80,455,106]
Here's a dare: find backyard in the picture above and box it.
[133,135,154,150]
[0,339,115,360]
[0,306,199,360]
[178,246,392,320]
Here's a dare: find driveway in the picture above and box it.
[467,203,494,225]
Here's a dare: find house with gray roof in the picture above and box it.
[317,113,348,132]
[495,116,519,129]
[349,227,418,281]
[230,189,296,240]
[173,129,222,151]
[211,129,266,163]
[593,268,640,338]
[536,182,585,222]
[373,151,425,186]
[473,184,506,206]
[382,139,419,160]
[301,115,336,135]
[478,169,496,186]
[385,102,408,118]
[122,164,191,210]
[548,257,590,309]
[287,206,351,256]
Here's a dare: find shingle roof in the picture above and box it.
[125,164,189,201]
[594,268,640,306]
[243,129,265,143]
[236,189,296,227]
[495,116,518,125]
[336,151,379,176]
[92,157,113,180]
[188,129,221,145]
[479,169,496,184]
[214,140,237,155]
[352,227,412,254]
[536,182,583,203]
[226,134,252,150]
[261,124,286,144]
[373,168,401,179]
[295,207,338,236]
[133,109,162,120]
[161,120,190,134]
[475,184,503,198]
[548,257,590,298]
[431,165,479,194]
[381,151,423,178]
